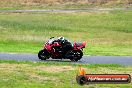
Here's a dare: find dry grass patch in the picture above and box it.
[36,66,74,73]
[28,72,59,81]
[0,0,131,5]
[0,63,30,73]
[0,63,59,82]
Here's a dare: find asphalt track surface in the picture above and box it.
[0,8,131,13]
[0,53,132,65]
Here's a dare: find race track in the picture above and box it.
[0,53,132,65]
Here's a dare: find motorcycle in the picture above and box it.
[38,37,86,61]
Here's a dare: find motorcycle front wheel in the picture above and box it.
[38,49,50,60]
[70,50,83,62]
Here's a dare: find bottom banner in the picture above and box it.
[76,66,131,85]
[76,74,131,85]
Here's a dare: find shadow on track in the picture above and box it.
[38,59,83,63]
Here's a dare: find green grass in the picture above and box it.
[0,11,132,55]
[0,60,132,88]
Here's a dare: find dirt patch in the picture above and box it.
[36,66,74,73]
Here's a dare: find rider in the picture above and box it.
[49,36,73,55]
[57,37,73,54]
[57,37,72,46]
[49,36,69,45]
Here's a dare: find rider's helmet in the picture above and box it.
[58,36,64,41]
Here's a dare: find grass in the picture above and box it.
[0,60,132,88]
[0,11,132,55]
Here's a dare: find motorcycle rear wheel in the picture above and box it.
[38,49,50,60]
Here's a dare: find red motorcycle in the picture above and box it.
[38,37,86,61]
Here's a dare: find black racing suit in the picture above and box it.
[53,38,73,56]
